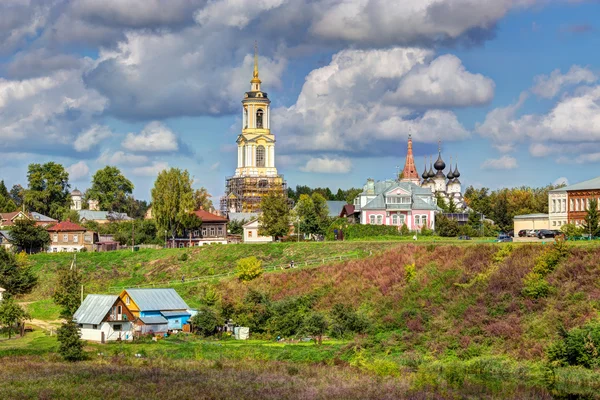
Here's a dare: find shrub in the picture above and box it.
[522,272,551,299]
[57,320,85,362]
[400,224,410,236]
[191,306,221,337]
[547,322,600,368]
[435,214,460,237]
[301,312,328,345]
[420,227,433,236]
[179,252,189,262]
[267,295,315,338]
[236,256,263,282]
[404,263,416,284]
[326,222,400,240]
[329,304,370,338]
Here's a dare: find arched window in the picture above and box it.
[256,109,264,128]
[399,214,406,226]
[244,107,248,129]
[392,215,398,225]
[376,215,383,225]
[256,145,265,167]
[369,215,375,225]
[415,215,421,226]
[421,215,428,227]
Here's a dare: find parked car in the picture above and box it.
[527,230,540,237]
[507,230,515,237]
[537,229,556,239]
[518,229,527,237]
[497,233,513,242]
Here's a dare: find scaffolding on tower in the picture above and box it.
[220,174,289,215]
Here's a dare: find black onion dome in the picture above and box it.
[434,153,446,171]
[427,163,435,178]
[447,167,455,180]
[422,166,429,180]
[453,164,460,178]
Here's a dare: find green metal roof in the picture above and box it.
[549,176,600,193]
[513,213,549,220]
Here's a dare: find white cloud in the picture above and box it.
[67,161,90,181]
[300,157,352,174]
[195,0,286,29]
[97,150,149,166]
[553,177,569,186]
[74,125,113,152]
[122,122,179,152]
[531,65,597,98]
[132,161,169,177]
[481,156,518,170]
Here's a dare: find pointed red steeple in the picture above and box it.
[400,134,420,183]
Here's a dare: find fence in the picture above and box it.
[107,253,363,292]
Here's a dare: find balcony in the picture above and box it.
[108,314,128,321]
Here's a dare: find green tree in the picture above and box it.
[57,320,85,361]
[228,219,246,235]
[561,223,583,239]
[302,312,328,345]
[258,192,290,240]
[329,304,369,339]
[0,180,17,212]
[190,306,221,336]
[345,188,362,205]
[0,248,38,297]
[435,193,449,212]
[85,166,134,212]
[583,198,600,238]
[61,210,81,224]
[9,184,24,207]
[151,168,195,239]
[435,214,460,237]
[53,260,83,318]
[24,162,70,219]
[9,218,51,254]
[193,187,214,212]
[0,297,30,339]
[295,193,330,236]
[447,198,458,213]
[236,256,263,282]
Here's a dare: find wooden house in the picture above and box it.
[47,220,97,252]
[119,288,191,334]
[73,295,135,342]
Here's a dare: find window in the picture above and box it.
[570,199,574,211]
[376,215,383,225]
[78,324,83,328]
[256,109,264,128]
[73,234,78,243]
[392,215,398,225]
[210,227,216,236]
[53,234,58,242]
[248,231,253,238]
[256,145,265,167]
[415,215,421,226]
[113,324,122,331]
[218,227,223,236]
[117,305,122,315]
[202,228,207,236]
[552,199,556,213]
[93,324,98,329]
[63,234,68,242]
[125,296,130,306]
[369,215,375,224]
[553,221,556,226]
[399,214,406,226]
[421,215,428,227]
[84,234,92,243]
[244,108,248,129]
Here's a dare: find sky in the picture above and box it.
[0,0,599,203]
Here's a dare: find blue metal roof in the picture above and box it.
[74,295,118,325]
[139,316,168,324]
[126,288,189,312]
[161,311,190,317]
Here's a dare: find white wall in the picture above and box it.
[243,221,273,243]
[79,322,133,342]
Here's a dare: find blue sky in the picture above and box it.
[0,0,598,203]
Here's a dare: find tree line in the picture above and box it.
[287,185,361,205]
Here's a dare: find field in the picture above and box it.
[4,240,600,398]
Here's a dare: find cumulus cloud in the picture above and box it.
[531,65,597,98]
[0,0,50,55]
[274,48,477,155]
[6,48,82,79]
[74,125,113,152]
[300,157,352,174]
[97,151,149,166]
[481,156,518,170]
[132,161,169,177]
[122,122,179,153]
[67,161,90,181]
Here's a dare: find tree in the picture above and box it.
[435,193,449,212]
[85,166,134,212]
[190,306,221,336]
[435,214,460,237]
[151,168,195,239]
[236,256,263,282]
[447,198,458,213]
[228,219,246,235]
[9,219,51,254]
[53,260,83,318]
[329,304,369,338]
[561,223,584,239]
[0,248,38,297]
[302,312,328,345]
[258,192,290,240]
[61,210,81,224]
[295,193,330,237]
[0,180,17,213]
[0,297,30,339]
[24,162,70,219]
[583,198,600,238]
[193,187,214,212]
[9,184,24,207]
[57,320,85,361]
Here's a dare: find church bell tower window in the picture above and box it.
[256,146,265,167]
[256,109,263,128]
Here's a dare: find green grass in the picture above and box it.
[23,299,62,321]
[0,329,57,357]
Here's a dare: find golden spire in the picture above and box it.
[251,41,261,85]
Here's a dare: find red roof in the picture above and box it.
[47,220,87,232]
[340,205,356,217]
[0,211,28,227]
[193,209,227,223]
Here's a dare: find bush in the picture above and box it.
[329,304,370,338]
[179,252,189,262]
[326,221,401,240]
[404,263,416,284]
[399,224,410,236]
[301,312,328,345]
[57,320,85,362]
[435,214,460,237]
[548,322,600,368]
[191,306,221,336]
[522,272,551,299]
[236,256,263,282]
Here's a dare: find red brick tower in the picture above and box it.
[400,134,421,184]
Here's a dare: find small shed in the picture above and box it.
[73,294,135,342]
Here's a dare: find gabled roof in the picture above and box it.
[412,196,438,211]
[78,210,132,221]
[47,220,87,232]
[550,176,600,193]
[125,288,189,311]
[74,295,119,325]
[194,209,228,223]
[30,212,58,223]
[340,204,356,217]
[364,194,386,210]
[242,219,260,227]
[228,212,258,223]
[0,211,29,226]
[0,230,12,241]
[325,201,347,218]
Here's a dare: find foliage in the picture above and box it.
[191,306,221,336]
[23,162,70,220]
[57,320,85,361]
[0,180,17,212]
[0,248,37,297]
[236,256,263,282]
[258,192,290,240]
[151,168,195,238]
[435,193,448,212]
[583,198,600,237]
[228,219,246,235]
[113,220,160,246]
[561,223,584,239]
[400,224,410,236]
[522,272,551,299]
[522,237,569,299]
[329,304,369,338]
[548,322,600,368]
[435,214,460,237]
[327,223,400,240]
[9,218,51,253]
[301,312,328,345]
[287,185,361,204]
[404,263,416,284]
[9,184,24,208]
[295,193,330,236]
[420,227,433,236]
[53,261,83,318]
[193,187,214,212]
[267,295,316,338]
[85,166,134,212]
[61,210,81,223]
[0,297,30,339]
[232,289,272,333]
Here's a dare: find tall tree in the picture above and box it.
[193,187,214,211]
[151,168,195,238]
[0,248,38,298]
[85,166,134,212]
[435,193,449,212]
[583,198,600,238]
[0,297,30,339]
[296,193,330,236]
[259,191,290,240]
[9,219,51,254]
[0,180,17,212]
[24,162,70,219]
[53,259,83,318]
[9,184,24,207]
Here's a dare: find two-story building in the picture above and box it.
[47,220,97,252]
[168,210,228,247]
[548,176,600,227]
[0,211,57,229]
[73,294,135,342]
[354,179,440,230]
